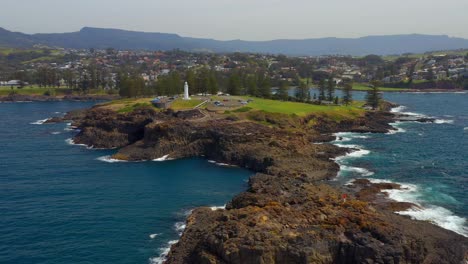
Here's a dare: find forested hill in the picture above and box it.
[2,27,468,56]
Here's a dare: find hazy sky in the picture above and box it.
[2,0,468,40]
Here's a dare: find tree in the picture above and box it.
[227,72,241,95]
[295,81,308,102]
[246,75,258,96]
[318,79,326,102]
[208,71,218,95]
[366,81,382,110]
[342,83,353,105]
[277,80,289,101]
[327,77,335,101]
[63,69,75,89]
[259,76,271,98]
[185,69,197,94]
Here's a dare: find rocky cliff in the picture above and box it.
[61,106,467,264]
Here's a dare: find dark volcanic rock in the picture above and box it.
[64,106,468,264]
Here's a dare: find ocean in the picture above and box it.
[0,92,467,263]
[333,91,468,237]
[0,101,251,264]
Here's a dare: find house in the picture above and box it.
[5,80,24,86]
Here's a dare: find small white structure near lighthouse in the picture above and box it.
[183,81,190,100]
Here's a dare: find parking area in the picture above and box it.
[206,96,252,111]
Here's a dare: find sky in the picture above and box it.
[1,0,468,40]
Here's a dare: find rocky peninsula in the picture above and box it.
[57,100,467,264]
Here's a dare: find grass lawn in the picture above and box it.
[227,96,365,120]
[351,83,409,92]
[0,86,71,96]
[170,98,204,110]
[99,97,155,113]
[0,86,117,96]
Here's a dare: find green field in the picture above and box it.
[0,86,69,96]
[383,49,468,61]
[351,83,409,92]
[0,86,114,96]
[170,98,204,110]
[232,96,365,120]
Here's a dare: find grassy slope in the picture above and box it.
[231,96,366,121]
[98,97,155,113]
[96,96,366,122]
[98,97,204,113]
[0,86,113,96]
[0,86,69,96]
[351,83,409,92]
[170,98,204,110]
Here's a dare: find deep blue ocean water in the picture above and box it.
[0,102,251,264]
[333,92,468,236]
[1,92,467,263]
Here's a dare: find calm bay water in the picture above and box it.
[0,102,251,264]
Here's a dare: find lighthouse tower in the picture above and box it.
[183,81,190,100]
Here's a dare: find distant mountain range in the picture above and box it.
[2,27,468,56]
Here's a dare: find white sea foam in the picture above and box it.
[30,118,51,125]
[398,206,468,237]
[65,138,88,147]
[149,233,160,239]
[334,144,371,160]
[64,123,80,132]
[153,155,170,161]
[51,131,61,135]
[149,215,190,263]
[390,105,427,118]
[96,155,128,163]
[333,132,370,144]
[210,204,226,211]
[387,122,406,134]
[149,240,179,264]
[368,179,468,237]
[434,119,454,124]
[174,222,187,236]
[208,160,236,167]
[332,143,372,180]
[339,165,374,177]
[390,106,407,113]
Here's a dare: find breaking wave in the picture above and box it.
[30,118,51,125]
[339,165,374,177]
[153,155,170,161]
[96,155,128,163]
[210,204,226,211]
[149,240,179,264]
[65,138,89,148]
[434,119,454,124]
[368,179,468,237]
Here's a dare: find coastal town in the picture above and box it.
[1,47,467,98]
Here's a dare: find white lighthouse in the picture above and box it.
[183,81,190,100]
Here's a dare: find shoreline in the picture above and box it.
[52,103,467,263]
[0,94,119,102]
[330,119,467,237]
